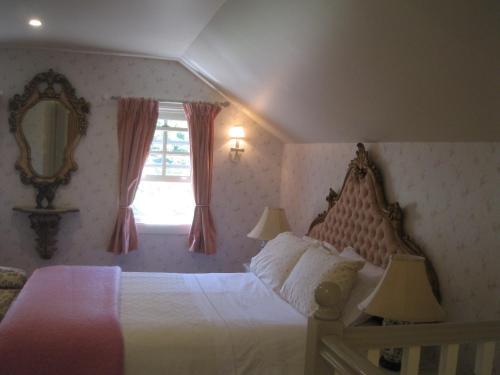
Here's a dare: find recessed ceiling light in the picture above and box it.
[28,19,42,28]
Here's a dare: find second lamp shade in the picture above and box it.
[247,207,290,241]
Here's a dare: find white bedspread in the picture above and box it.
[120,272,307,375]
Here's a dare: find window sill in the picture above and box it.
[136,223,191,235]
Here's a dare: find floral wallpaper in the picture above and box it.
[0,48,283,274]
[281,142,499,372]
[1,47,498,372]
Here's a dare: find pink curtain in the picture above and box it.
[184,102,221,254]
[108,98,158,254]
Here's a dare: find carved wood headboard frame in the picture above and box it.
[308,143,440,300]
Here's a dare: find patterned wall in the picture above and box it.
[0,48,283,273]
[1,47,498,372]
[281,142,500,323]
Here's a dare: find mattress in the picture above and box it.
[120,272,307,375]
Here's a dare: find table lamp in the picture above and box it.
[358,254,445,370]
[247,207,290,247]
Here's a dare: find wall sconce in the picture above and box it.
[229,126,245,160]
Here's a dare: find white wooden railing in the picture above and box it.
[305,282,500,375]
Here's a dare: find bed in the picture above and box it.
[0,267,307,375]
[1,143,463,375]
[121,272,306,375]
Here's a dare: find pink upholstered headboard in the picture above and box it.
[308,143,440,299]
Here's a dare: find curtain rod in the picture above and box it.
[109,96,230,107]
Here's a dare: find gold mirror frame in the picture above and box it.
[9,69,90,209]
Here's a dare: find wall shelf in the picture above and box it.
[13,206,79,259]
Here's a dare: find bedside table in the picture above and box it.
[243,263,251,272]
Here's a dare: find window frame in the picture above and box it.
[133,103,194,232]
[142,105,191,183]
[136,222,191,235]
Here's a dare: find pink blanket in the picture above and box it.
[0,266,123,375]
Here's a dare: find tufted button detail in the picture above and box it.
[308,173,410,273]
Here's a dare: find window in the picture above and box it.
[132,103,194,229]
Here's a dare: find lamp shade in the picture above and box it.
[247,207,290,241]
[229,126,245,139]
[358,254,445,323]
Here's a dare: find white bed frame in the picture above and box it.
[303,144,500,374]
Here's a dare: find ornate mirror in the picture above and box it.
[9,70,90,209]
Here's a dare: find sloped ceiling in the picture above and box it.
[183,0,500,142]
[1,0,498,142]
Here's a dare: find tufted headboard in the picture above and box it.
[308,143,440,299]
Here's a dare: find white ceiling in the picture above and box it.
[1,0,498,142]
[0,0,226,58]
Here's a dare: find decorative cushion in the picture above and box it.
[250,232,313,292]
[0,289,20,321]
[0,267,27,289]
[280,246,364,316]
[340,247,385,326]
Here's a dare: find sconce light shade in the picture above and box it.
[248,207,290,241]
[358,254,445,322]
[229,126,245,160]
[229,126,245,139]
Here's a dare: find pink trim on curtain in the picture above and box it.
[108,98,158,254]
[184,102,221,254]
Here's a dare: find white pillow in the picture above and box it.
[250,232,313,292]
[340,247,385,326]
[305,238,340,255]
[302,236,321,246]
[322,241,340,255]
[280,246,364,316]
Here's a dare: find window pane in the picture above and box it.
[165,155,190,168]
[150,131,164,151]
[134,102,193,226]
[146,153,163,166]
[166,167,190,177]
[167,119,188,129]
[167,143,190,153]
[143,165,162,176]
[167,130,188,142]
[133,181,194,225]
